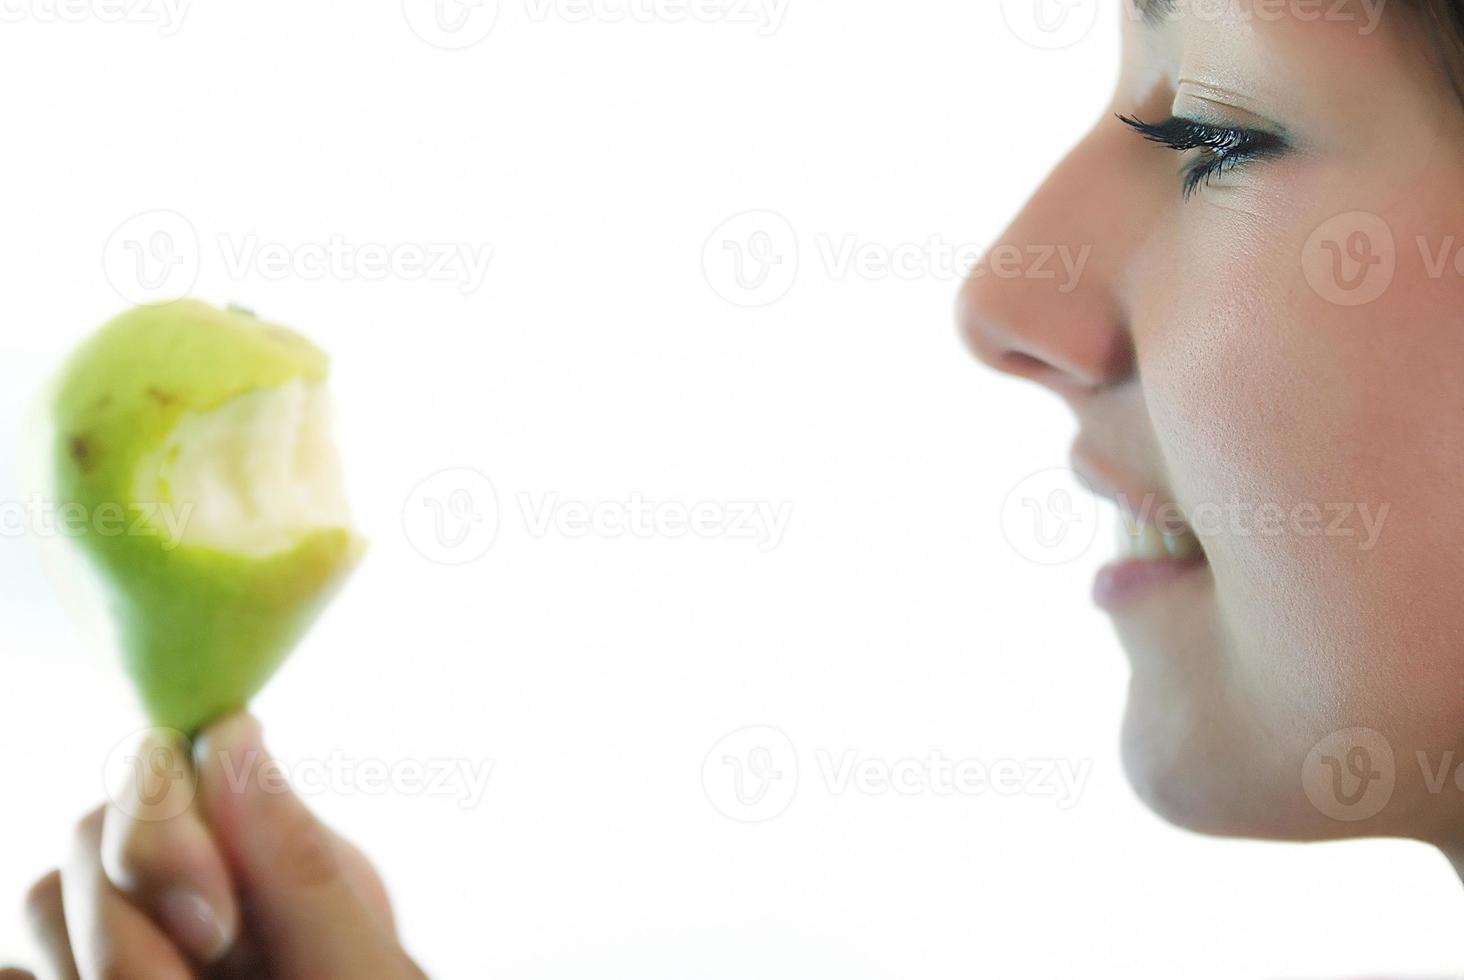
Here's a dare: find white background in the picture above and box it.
[2,1,1462,977]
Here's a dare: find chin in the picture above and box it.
[1113,622,1457,846]
[1116,670,1260,839]
[1107,585,1353,844]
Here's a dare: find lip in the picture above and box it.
[1092,553,1208,611]
[1071,445,1209,609]
[1069,450,1172,527]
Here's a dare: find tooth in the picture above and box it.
[1116,519,1140,557]
[1119,521,1168,560]
[1163,531,1203,559]
[1118,517,1205,561]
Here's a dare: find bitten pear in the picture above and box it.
[47,300,364,733]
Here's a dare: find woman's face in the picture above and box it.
[962,0,1464,844]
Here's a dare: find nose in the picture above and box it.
[959,121,1139,402]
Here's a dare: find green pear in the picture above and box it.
[47,299,364,733]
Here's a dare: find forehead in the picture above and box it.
[1121,0,1426,96]
[1131,0,1388,25]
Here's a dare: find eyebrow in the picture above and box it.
[1134,0,1176,26]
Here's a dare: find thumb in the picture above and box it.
[194,713,418,979]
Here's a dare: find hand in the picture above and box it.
[10,713,427,979]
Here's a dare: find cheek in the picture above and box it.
[1134,187,1464,717]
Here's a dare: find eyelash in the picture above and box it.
[1117,114,1288,199]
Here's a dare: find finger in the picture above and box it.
[195,713,421,978]
[0,969,37,980]
[60,807,195,980]
[206,831,394,980]
[23,871,78,980]
[327,829,396,932]
[100,727,237,963]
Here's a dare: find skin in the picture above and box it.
[962,0,1464,861]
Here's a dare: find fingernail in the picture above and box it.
[194,712,264,768]
[194,712,270,800]
[158,888,230,963]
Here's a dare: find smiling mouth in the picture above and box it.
[1093,517,1209,611]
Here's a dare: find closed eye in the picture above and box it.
[1118,114,1289,199]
